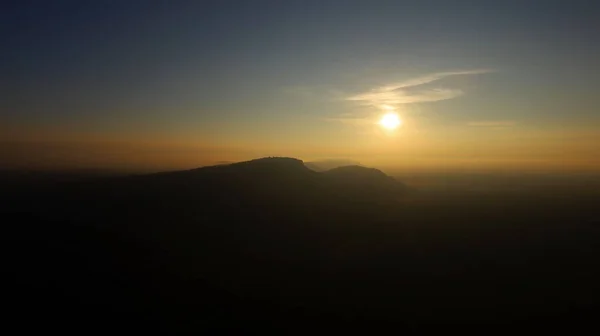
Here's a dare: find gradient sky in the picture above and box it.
[2,0,600,172]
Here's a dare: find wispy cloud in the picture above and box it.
[467,121,516,127]
[346,69,493,108]
[325,69,493,128]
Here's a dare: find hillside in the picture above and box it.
[2,157,599,331]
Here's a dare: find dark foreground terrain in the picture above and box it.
[2,158,599,332]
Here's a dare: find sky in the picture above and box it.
[2,0,600,172]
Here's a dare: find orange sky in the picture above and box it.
[2,119,599,173]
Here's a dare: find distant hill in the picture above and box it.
[4,157,410,225]
[186,157,410,204]
[3,156,600,331]
[198,157,312,175]
[304,158,362,172]
[321,165,412,200]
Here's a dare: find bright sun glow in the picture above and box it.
[379,112,402,130]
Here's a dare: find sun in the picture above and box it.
[379,112,402,130]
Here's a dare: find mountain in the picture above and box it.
[304,158,362,172]
[324,165,403,188]
[2,157,600,331]
[2,157,414,330]
[105,157,410,213]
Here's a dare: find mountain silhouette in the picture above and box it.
[304,158,362,172]
[2,157,599,331]
[3,157,416,331]
[102,157,411,214]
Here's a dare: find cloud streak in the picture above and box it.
[346,69,493,108]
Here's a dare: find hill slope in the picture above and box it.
[2,157,600,331]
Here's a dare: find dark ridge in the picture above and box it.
[188,157,311,175]
[234,156,306,166]
[323,165,390,180]
[200,156,305,168]
[3,157,599,331]
[304,159,362,172]
[321,165,411,200]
